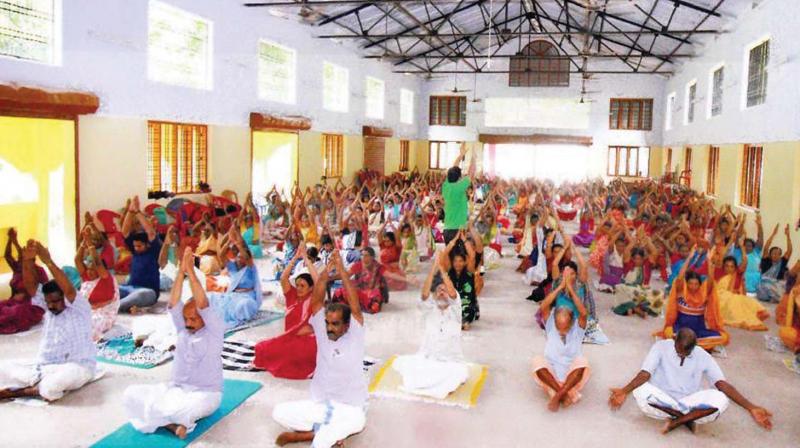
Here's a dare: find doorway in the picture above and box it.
[0,116,77,296]
[251,130,298,208]
[363,136,386,175]
[484,144,591,183]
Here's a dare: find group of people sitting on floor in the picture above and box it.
[1,143,794,445]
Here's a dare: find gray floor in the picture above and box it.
[1,242,798,448]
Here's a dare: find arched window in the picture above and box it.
[509,40,570,87]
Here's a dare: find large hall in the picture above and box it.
[0,1,799,447]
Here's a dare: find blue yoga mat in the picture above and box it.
[91,379,262,448]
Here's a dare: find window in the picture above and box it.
[147,121,208,194]
[429,141,461,170]
[740,145,763,208]
[707,146,720,195]
[665,93,676,130]
[365,77,384,119]
[609,98,653,130]
[321,134,343,177]
[258,40,295,104]
[746,40,769,107]
[509,40,570,87]
[148,0,213,90]
[666,148,673,172]
[684,147,692,172]
[685,81,697,124]
[399,140,410,171]
[607,147,650,177]
[323,62,349,112]
[709,66,724,117]
[400,88,414,125]
[429,96,466,126]
[0,0,59,64]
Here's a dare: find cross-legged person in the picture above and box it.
[123,248,224,439]
[119,196,162,313]
[0,241,96,402]
[609,328,773,434]
[273,251,367,448]
[531,266,590,412]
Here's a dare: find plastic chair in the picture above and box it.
[96,209,121,234]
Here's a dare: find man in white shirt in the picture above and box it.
[0,241,96,402]
[273,251,367,448]
[609,328,773,434]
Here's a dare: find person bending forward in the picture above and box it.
[123,248,224,439]
[273,250,367,448]
[609,328,772,435]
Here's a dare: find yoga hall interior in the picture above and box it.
[1,0,799,447]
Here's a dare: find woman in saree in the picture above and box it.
[777,280,800,353]
[588,218,613,273]
[253,245,318,379]
[398,216,420,274]
[757,224,793,303]
[194,221,222,275]
[441,230,482,330]
[657,246,729,352]
[75,238,120,341]
[712,238,769,331]
[377,221,407,291]
[0,228,46,335]
[573,204,595,248]
[240,193,263,259]
[208,228,262,329]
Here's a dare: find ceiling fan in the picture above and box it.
[582,0,644,13]
[449,61,472,94]
[470,73,482,103]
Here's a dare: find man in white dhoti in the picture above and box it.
[273,251,367,448]
[0,241,97,402]
[392,252,469,399]
[609,328,773,434]
[123,248,224,439]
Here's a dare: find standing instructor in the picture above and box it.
[442,144,476,245]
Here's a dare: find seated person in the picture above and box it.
[712,238,769,331]
[120,196,162,313]
[777,280,800,353]
[253,245,318,379]
[656,246,729,352]
[609,328,772,435]
[158,225,182,291]
[531,268,589,412]
[393,253,468,399]
[377,221,407,291]
[441,230,482,330]
[0,241,96,402]
[207,227,261,328]
[75,238,120,341]
[240,193,264,259]
[123,248,224,439]
[757,224,793,303]
[0,228,46,334]
[194,219,222,275]
[333,247,403,314]
[272,251,367,448]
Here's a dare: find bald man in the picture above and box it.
[123,248,224,439]
[609,328,773,434]
[531,273,590,412]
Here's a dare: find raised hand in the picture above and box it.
[181,246,194,273]
[7,227,16,241]
[22,240,37,261]
[785,224,791,237]
[34,241,52,264]
[132,195,141,213]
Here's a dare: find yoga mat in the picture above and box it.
[97,310,284,369]
[368,355,488,409]
[91,379,262,448]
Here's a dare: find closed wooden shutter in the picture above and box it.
[363,136,385,174]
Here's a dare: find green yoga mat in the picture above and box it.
[91,379,262,448]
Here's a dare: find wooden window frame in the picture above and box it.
[684,147,692,172]
[706,146,720,195]
[428,141,461,170]
[399,140,410,171]
[429,96,466,126]
[607,146,649,177]
[321,133,344,178]
[609,98,653,131]
[147,121,208,194]
[740,144,763,209]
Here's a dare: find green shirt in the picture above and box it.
[442,177,470,230]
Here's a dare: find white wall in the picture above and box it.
[0,0,424,138]
[662,0,800,146]
[422,64,665,177]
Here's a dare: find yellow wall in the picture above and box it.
[252,131,298,196]
[0,116,76,276]
[652,145,800,252]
